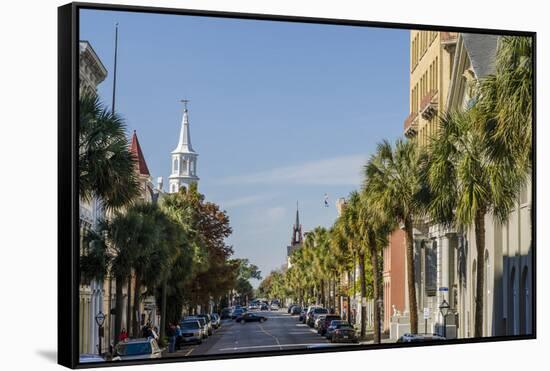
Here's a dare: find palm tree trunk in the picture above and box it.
[404,217,418,334]
[474,209,486,338]
[370,236,381,344]
[347,270,352,322]
[320,279,325,306]
[114,275,124,345]
[358,252,367,339]
[160,280,167,344]
[132,271,141,337]
[127,274,132,337]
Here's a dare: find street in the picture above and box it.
[164,310,350,358]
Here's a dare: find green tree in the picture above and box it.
[477,36,533,170]
[358,190,394,344]
[364,139,427,335]
[79,93,139,210]
[426,108,526,337]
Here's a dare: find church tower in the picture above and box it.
[287,202,303,268]
[168,100,199,193]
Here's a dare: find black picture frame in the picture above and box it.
[58,2,536,369]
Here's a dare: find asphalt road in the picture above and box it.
[164,309,348,358]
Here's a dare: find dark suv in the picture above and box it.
[317,314,342,335]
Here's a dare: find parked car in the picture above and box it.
[396,334,446,343]
[307,307,328,327]
[325,320,349,339]
[236,312,268,323]
[314,315,326,329]
[112,338,162,361]
[185,316,208,338]
[231,308,245,319]
[196,314,213,335]
[290,305,302,315]
[270,303,280,311]
[317,315,342,335]
[179,320,203,345]
[287,304,297,313]
[260,303,269,311]
[79,354,105,364]
[210,313,221,328]
[329,322,358,343]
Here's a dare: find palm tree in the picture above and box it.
[85,209,142,345]
[330,221,354,322]
[477,36,533,169]
[364,139,427,335]
[79,93,139,210]
[426,108,526,337]
[340,191,370,338]
[358,190,394,344]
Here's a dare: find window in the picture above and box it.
[173,158,178,173]
[425,240,437,296]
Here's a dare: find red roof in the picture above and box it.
[130,130,150,176]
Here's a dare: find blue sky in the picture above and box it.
[80,9,410,286]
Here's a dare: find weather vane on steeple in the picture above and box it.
[180,99,190,111]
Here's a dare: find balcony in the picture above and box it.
[403,112,419,138]
[440,32,458,50]
[419,90,438,120]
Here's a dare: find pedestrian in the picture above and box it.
[167,323,176,353]
[118,328,128,342]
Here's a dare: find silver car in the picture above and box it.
[185,316,209,338]
[112,338,162,361]
[210,313,221,328]
[179,320,203,344]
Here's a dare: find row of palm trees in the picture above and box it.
[79,94,250,346]
[260,35,532,342]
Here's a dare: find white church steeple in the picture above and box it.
[168,100,199,193]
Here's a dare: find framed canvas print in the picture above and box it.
[58,2,536,368]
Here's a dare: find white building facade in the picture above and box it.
[411,34,533,339]
[79,40,107,354]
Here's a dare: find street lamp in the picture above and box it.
[95,311,106,355]
[439,299,450,338]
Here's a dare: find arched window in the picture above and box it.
[173,158,178,173]
[484,250,490,336]
[520,266,530,334]
[509,267,517,335]
[471,259,477,336]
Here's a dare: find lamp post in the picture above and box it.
[439,299,450,338]
[95,311,106,355]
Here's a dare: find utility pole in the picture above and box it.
[112,23,119,114]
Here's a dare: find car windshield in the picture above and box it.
[116,342,152,356]
[336,323,353,329]
[325,316,340,322]
[181,321,200,329]
[314,308,328,314]
[187,317,205,326]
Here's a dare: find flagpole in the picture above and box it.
[112,22,119,114]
